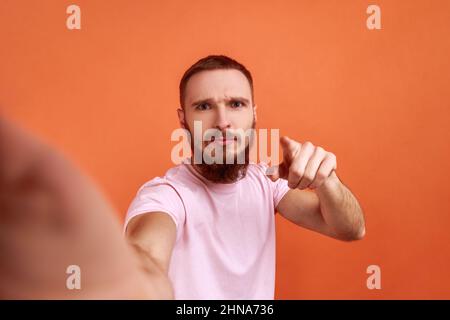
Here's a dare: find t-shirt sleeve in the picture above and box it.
[272,175,291,209]
[257,162,292,211]
[123,179,186,242]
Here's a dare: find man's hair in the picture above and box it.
[179,55,254,109]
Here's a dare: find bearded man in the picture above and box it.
[124,55,366,300]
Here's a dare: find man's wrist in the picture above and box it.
[315,170,341,194]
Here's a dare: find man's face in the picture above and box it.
[179,69,256,163]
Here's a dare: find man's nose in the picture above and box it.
[214,107,231,131]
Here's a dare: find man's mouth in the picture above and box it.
[209,136,237,145]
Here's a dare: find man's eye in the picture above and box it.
[231,101,244,108]
[196,103,210,111]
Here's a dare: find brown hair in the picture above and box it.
[179,55,254,109]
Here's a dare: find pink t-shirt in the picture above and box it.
[124,161,291,299]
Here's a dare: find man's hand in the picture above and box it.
[270,136,365,241]
[268,136,337,190]
[0,117,172,299]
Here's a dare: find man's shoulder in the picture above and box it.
[246,162,271,178]
[136,163,193,194]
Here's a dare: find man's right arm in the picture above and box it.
[125,212,177,299]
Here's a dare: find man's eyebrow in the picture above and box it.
[190,97,250,107]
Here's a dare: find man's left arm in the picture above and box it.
[270,137,366,241]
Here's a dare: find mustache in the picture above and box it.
[203,130,250,143]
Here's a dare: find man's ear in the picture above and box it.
[177,108,187,129]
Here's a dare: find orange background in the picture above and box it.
[1,0,449,299]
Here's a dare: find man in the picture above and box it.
[124,55,366,299]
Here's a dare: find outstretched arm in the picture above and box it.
[270,137,365,241]
[0,116,172,299]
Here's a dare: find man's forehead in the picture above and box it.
[185,69,252,105]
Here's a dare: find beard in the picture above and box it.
[185,119,256,184]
